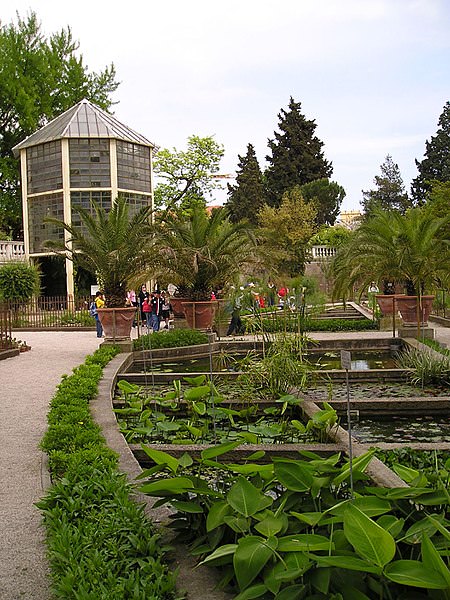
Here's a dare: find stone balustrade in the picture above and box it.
[310,245,337,260]
[0,240,26,263]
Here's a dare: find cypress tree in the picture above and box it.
[225,143,266,224]
[265,97,332,207]
[411,101,450,204]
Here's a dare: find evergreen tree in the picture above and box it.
[0,12,118,238]
[265,97,332,207]
[225,143,266,224]
[300,178,345,226]
[362,155,412,216]
[411,101,450,204]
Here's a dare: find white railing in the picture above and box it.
[310,245,337,260]
[0,241,26,263]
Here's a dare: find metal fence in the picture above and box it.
[0,303,13,348]
[4,295,95,330]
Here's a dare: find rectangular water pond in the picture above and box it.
[128,350,398,373]
[348,415,450,443]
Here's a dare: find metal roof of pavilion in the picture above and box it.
[13,99,156,156]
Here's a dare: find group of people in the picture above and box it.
[137,285,172,332]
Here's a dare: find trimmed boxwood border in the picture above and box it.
[37,345,181,599]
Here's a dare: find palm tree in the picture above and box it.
[152,206,255,301]
[332,207,450,301]
[44,198,153,307]
[332,207,450,333]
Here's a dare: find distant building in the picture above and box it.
[336,210,362,230]
[13,99,156,296]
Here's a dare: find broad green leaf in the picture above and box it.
[246,450,266,461]
[277,534,331,552]
[117,380,141,393]
[310,553,382,574]
[344,504,396,567]
[427,515,450,543]
[227,477,272,517]
[192,401,206,415]
[290,511,324,527]
[291,419,306,432]
[333,450,375,486]
[403,516,442,544]
[384,560,449,589]
[206,500,232,532]
[198,543,237,566]
[140,476,194,496]
[184,385,211,401]
[224,515,251,533]
[178,452,193,468]
[310,566,330,594]
[171,500,203,513]
[234,536,277,590]
[201,440,241,460]
[377,515,405,538]
[139,445,179,474]
[227,463,274,477]
[330,496,391,518]
[421,534,450,588]
[274,460,314,492]
[234,584,268,600]
[183,374,207,386]
[274,585,306,600]
[391,462,421,483]
[254,514,284,537]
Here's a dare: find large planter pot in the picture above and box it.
[181,300,218,330]
[170,296,189,318]
[395,295,435,327]
[375,294,399,315]
[97,307,136,341]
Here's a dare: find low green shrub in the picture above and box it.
[250,315,378,333]
[134,328,209,350]
[395,345,450,386]
[38,344,180,599]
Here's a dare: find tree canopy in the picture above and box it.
[225,143,266,224]
[300,178,345,226]
[257,186,318,278]
[361,155,412,215]
[0,12,119,239]
[411,101,450,204]
[265,97,332,207]
[153,135,224,214]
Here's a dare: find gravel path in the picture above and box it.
[0,331,100,600]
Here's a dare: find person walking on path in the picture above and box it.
[0,330,101,600]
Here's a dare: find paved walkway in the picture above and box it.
[0,324,449,599]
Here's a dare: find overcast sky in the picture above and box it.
[4,0,450,212]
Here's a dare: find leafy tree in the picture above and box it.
[361,155,412,216]
[411,101,450,203]
[257,186,318,278]
[423,181,450,246]
[310,224,352,248]
[300,178,345,225]
[153,135,224,214]
[0,261,41,300]
[225,143,266,224]
[265,97,332,207]
[0,12,119,239]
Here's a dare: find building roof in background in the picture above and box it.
[13,99,156,156]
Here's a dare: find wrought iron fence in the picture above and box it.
[4,295,95,329]
[0,303,13,348]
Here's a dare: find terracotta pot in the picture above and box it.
[395,295,435,327]
[97,307,136,340]
[375,294,399,315]
[181,300,218,330]
[170,297,189,318]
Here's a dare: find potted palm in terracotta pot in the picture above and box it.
[331,207,450,337]
[152,206,255,330]
[44,197,153,348]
